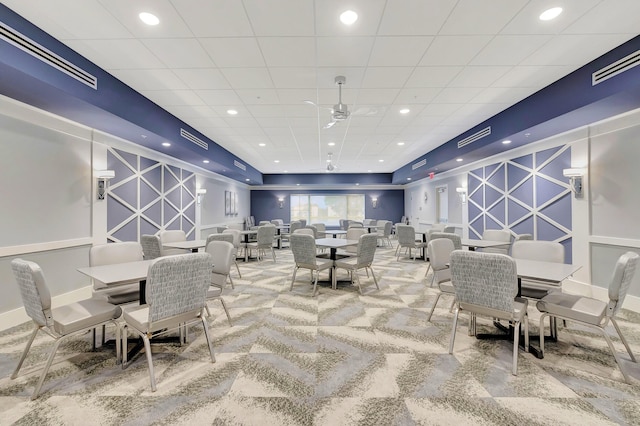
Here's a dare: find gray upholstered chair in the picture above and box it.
[289,233,333,297]
[90,241,143,304]
[443,226,456,234]
[304,224,318,238]
[205,241,234,325]
[294,228,314,236]
[425,232,462,278]
[223,228,245,267]
[536,251,639,383]
[159,229,189,256]
[207,232,241,283]
[246,224,277,262]
[481,229,512,255]
[511,240,564,299]
[10,259,122,400]
[449,250,529,375]
[312,222,327,238]
[141,234,162,260]
[343,228,367,254]
[121,253,215,391]
[395,224,428,261]
[426,238,456,322]
[271,219,284,226]
[282,220,302,247]
[334,233,379,294]
[376,220,393,248]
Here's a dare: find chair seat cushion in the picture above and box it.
[207,286,223,298]
[439,281,455,294]
[52,299,122,335]
[536,293,606,325]
[123,305,200,334]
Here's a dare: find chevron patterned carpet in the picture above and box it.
[1,243,640,425]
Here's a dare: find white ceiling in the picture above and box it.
[3,0,639,174]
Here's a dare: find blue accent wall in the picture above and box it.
[251,189,404,227]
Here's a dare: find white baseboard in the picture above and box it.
[0,286,93,332]
[563,278,640,313]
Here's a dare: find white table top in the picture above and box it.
[514,258,581,283]
[326,230,348,236]
[77,260,153,285]
[162,239,206,250]
[462,239,511,249]
[315,238,358,249]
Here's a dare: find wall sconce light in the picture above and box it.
[456,187,467,203]
[196,188,207,204]
[371,197,378,209]
[278,197,284,208]
[563,168,585,198]
[95,170,115,200]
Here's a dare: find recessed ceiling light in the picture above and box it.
[227,109,238,115]
[203,160,210,164]
[502,140,512,144]
[162,142,171,147]
[456,158,463,162]
[296,183,300,186]
[397,142,405,146]
[399,108,410,114]
[259,143,266,147]
[283,170,288,173]
[274,160,280,163]
[340,10,358,25]
[539,7,562,21]
[407,177,412,181]
[245,178,250,182]
[355,183,359,186]
[328,142,335,146]
[139,12,159,26]
[367,170,372,173]
[379,159,384,162]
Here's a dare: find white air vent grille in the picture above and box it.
[234,160,246,171]
[412,159,426,170]
[0,21,97,89]
[592,50,640,85]
[180,128,208,150]
[457,126,491,149]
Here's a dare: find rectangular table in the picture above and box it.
[163,239,207,253]
[315,238,359,289]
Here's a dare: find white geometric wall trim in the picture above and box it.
[106,148,196,242]
[467,145,573,262]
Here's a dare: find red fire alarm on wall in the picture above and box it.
[429,172,435,179]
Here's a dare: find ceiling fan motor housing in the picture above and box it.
[332,103,350,120]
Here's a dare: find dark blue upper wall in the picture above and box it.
[251,189,404,227]
[0,4,262,184]
[262,173,393,185]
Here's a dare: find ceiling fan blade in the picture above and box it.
[323,120,336,129]
[303,100,317,106]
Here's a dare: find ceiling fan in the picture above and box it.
[326,152,337,172]
[305,75,351,129]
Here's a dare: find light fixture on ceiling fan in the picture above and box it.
[326,152,336,172]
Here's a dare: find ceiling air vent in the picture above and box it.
[234,160,246,171]
[412,159,426,170]
[0,21,97,89]
[457,126,491,149]
[592,49,640,86]
[180,128,208,150]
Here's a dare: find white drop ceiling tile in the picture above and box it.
[490,65,571,88]
[283,105,318,118]
[439,0,528,35]
[276,89,320,104]
[258,37,316,67]
[222,117,260,128]
[419,35,493,66]
[394,88,441,104]
[316,37,376,67]
[139,89,204,106]
[269,68,317,89]
[167,105,219,120]
[378,0,456,35]
[378,115,417,127]
[264,127,295,138]
[564,0,640,34]
[172,69,232,90]
[98,0,192,38]
[408,115,445,127]
[288,117,320,128]
[254,117,291,127]
[235,89,280,105]
[315,68,366,88]
[405,67,462,88]
[184,116,230,128]
[351,105,388,117]
[233,127,267,137]
[418,103,464,117]
[470,87,534,105]
[143,38,216,68]
[448,66,511,88]
[500,0,601,35]
[470,35,553,66]
[197,90,243,106]
[367,37,433,66]
[175,0,253,37]
[243,0,314,36]
[314,0,386,36]
[246,105,286,117]
[110,69,188,91]
[200,38,265,68]
[521,34,636,66]
[65,39,165,69]
[354,89,401,104]
[348,116,383,127]
[219,68,274,89]
[361,67,414,88]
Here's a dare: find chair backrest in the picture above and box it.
[271,219,284,226]
[11,259,52,328]
[90,241,144,267]
[141,234,162,260]
[346,228,367,240]
[382,221,392,236]
[443,226,456,234]
[222,228,241,248]
[481,229,511,255]
[400,215,408,224]
[159,230,188,256]
[206,233,234,246]
[356,234,378,265]
[290,233,318,268]
[339,219,349,230]
[396,225,417,247]
[304,225,318,238]
[205,240,234,278]
[299,219,307,227]
[514,233,533,242]
[146,253,211,324]
[607,251,640,317]
[429,232,462,250]
[428,238,455,284]
[511,240,564,263]
[289,221,302,234]
[348,221,363,228]
[257,224,276,246]
[312,223,326,232]
[450,250,518,313]
[293,228,314,236]
[258,220,271,226]
[431,223,446,232]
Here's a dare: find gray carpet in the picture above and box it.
[1,243,640,425]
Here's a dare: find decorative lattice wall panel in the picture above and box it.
[106,148,196,242]
[467,145,573,262]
